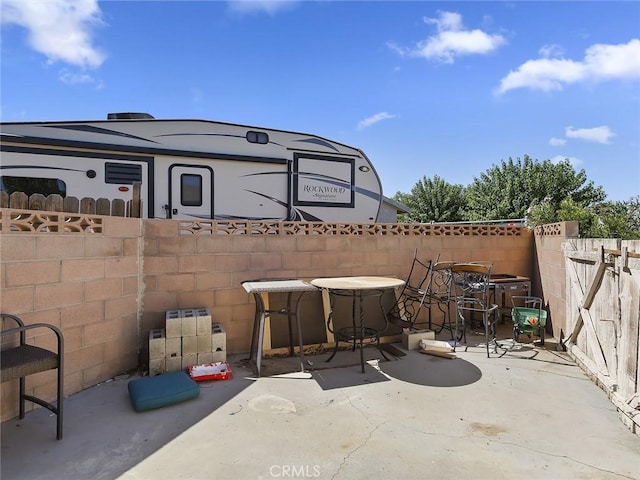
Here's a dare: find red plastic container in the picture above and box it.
[188,361,232,382]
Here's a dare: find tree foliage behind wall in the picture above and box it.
[464,156,606,220]
[394,175,465,223]
[528,195,640,239]
[395,154,639,238]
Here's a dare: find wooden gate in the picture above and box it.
[564,239,640,433]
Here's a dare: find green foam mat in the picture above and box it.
[128,371,200,412]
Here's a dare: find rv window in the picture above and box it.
[0,176,67,197]
[105,162,143,184]
[246,131,269,144]
[181,174,203,206]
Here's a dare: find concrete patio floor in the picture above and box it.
[2,325,639,480]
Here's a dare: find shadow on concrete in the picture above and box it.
[311,362,390,390]
[0,367,256,480]
[379,349,482,387]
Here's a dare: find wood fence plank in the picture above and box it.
[45,194,64,213]
[29,193,46,210]
[567,251,600,262]
[96,198,111,215]
[583,261,609,309]
[131,181,141,218]
[9,191,28,209]
[112,199,125,217]
[64,196,80,213]
[80,197,96,214]
[579,305,610,376]
[617,265,640,406]
[566,257,609,376]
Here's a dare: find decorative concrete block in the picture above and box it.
[182,335,197,355]
[401,329,436,351]
[165,310,182,339]
[148,329,166,360]
[211,323,226,352]
[149,358,165,376]
[211,350,227,362]
[181,309,197,337]
[166,337,182,357]
[165,355,182,373]
[197,334,212,353]
[197,352,214,364]
[196,307,212,336]
[182,353,197,370]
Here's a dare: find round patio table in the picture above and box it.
[311,276,405,373]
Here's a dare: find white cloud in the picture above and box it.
[550,155,583,168]
[226,0,298,15]
[58,69,100,87]
[1,0,106,69]
[497,39,640,94]
[565,126,615,144]
[357,112,396,130]
[539,44,565,59]
[389,11,506,64]
[549,137,566,146]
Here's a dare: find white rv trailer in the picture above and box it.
[0,114,383,222]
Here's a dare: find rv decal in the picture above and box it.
[51,125,158,143]
[293,154,355,207]
[293,138,341,153]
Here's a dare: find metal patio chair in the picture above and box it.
[511,296,547,346]
[419,260,458,340]
[451,263,500,357]
[0,313,64,440]
[387,250,434,330]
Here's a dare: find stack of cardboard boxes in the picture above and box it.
[148,307,226,376]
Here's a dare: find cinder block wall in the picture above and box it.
[532,221,579,340]
[3,211,559,423]
[141,221,535,358]
[0,213,141,421]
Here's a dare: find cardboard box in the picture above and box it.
[401,329,435,350]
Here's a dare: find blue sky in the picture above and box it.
[1,1,639,202]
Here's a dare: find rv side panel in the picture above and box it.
[0,145,152,216]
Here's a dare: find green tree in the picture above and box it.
[393,175,466,223]
[464,156,606,220]
[528,195,640,239]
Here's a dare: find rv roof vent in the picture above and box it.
[107,112,155,120]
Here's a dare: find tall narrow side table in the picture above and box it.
[242,279,318,377]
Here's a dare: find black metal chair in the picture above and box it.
[387,250,434,330]
[451,263,500,357]
[420,260,457,338]
[1,313,64,439]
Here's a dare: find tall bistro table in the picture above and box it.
[311,276,405,373]
[242,279,318,377]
